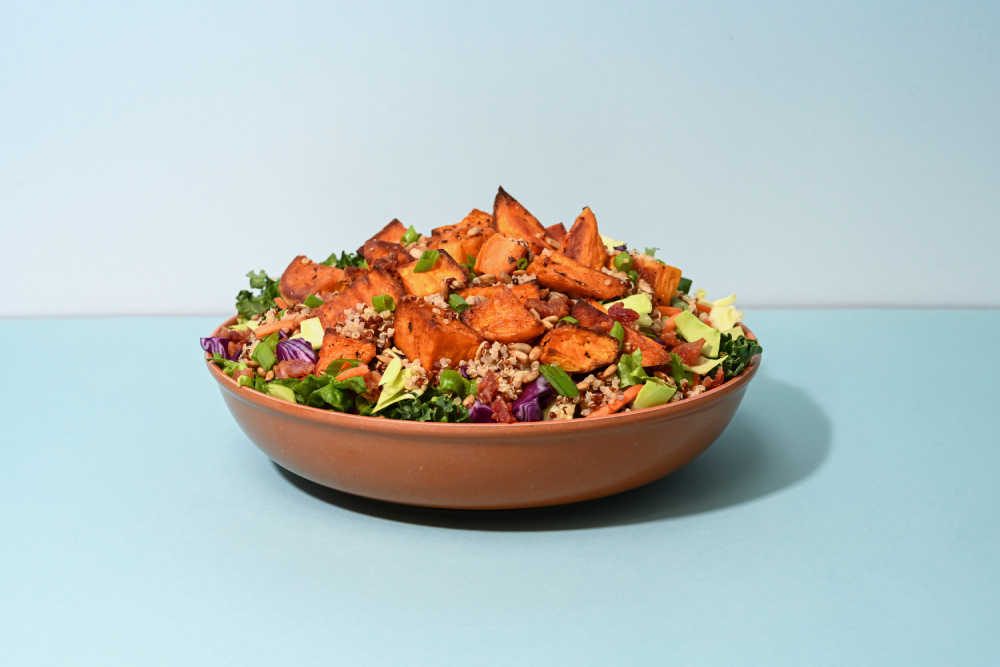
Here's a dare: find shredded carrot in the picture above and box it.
[273,297,288,309]
[662,319,677,332]
[695,301,712,314]
[585,384,643,419]
[692,373,700,386]
[335,364,370,382]
[252,318,297,337]
[657,306,683,317]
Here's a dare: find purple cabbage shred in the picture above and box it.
[275,337,317,364]
[469,400,495,423]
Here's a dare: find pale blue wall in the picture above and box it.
[3,1,998,316]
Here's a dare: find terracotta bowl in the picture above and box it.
[206,317,761,510]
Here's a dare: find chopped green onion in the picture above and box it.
[516,257,528,271]
[324,359,361,377]
[413,250,439,273]
[304,293,325,308]
[678,277,692,295]
[627,270,639,283]
[560,316,579,324]
[251,339,277,372]
[263,332,280,354]
[613,252,632,272]
[610,321,625,349]
[401,225,420,245]
[670,296,687,309]
[372,294,395,312]
[645,247,659,257]
[449,294,470,313]
[538,364,579,398]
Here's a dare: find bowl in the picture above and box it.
[206,317,760,509]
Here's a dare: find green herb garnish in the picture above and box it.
[538,364,579,398]
[372,294,395,312]
[645,247,659,257]
[517,257,528,271]
[235,270,281,320]
[413,250,439,273]
[677,277,692,295]
[449,294,470,313]
[304,293,325,308]
[400,225,421,245]
[251,340,277,372]
[613,252,632,273]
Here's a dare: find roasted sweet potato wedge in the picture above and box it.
[363,239,413,268]
[460,290,546,344]
[393,297,484,371]
[545,222,567,244]
[432,209,495,237]
[369,218,408,245]
[315,267,405,329]
[538,323,620,373]
[524,296,571,320]
[428,225,489,269]
[570,299,614,334]
[315,329,376,374]
[570,299,671,366]
[280,255,349,303]
[631,253,682,305]
[526,252,628,300]
[493,187,554,254]
[455,280,540,306]
[396,250,468,297]
[562,207,609,270]
[474,234,530,277]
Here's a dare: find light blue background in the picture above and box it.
[2,1,998,316]
[2,311,998,665]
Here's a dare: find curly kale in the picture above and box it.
[320,251,367,269]
[719,333,763,380]
[234,270,282,320]
[380,388,470,423]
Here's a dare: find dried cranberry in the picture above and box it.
[608,302,639,325]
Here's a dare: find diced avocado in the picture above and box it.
[673,311,721,358]
[373,358,417,413]
[632,378,677,410]
[265,384,296,403]
[229,320,259,332]
[606,293,652,314]
[599,234,626,255]
[294,317,324,350]
[683,355,726,374]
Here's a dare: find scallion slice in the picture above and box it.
[304,293,325,308]
[449,294,470,313]
[560,316,579,324]
[613,252,632,272]
[538,364,579,398]
[516,257,528,271]
[677,277,692,295]
[401,225,420,245]
[372,294,395,312]
[413,250,439,273]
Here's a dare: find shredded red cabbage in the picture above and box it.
[510,376,554,423]
[469,399,495,423]
[201,337,241,361]
[275,338,317,363]
[460,365,470,379]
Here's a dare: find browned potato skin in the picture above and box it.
[545,223,567,244]
[538,323,620,374]
[396,250,468,297]
[474,235,529,276]
[370,219,408,245]
[315,330,376,374]
[428,225,490,269]
[493,187,554,255]
[315,267,405,330]
[432,209,494,237]
[394,298,484,372]
[562,207,610,270]
[280,255,349,303]
[363,239,413,267]
[460,290,546,344]
[570,299,671,366]
[524,296,570,320]
[455,281,540,306]
[526,252,628,300]
[631,254,682,305]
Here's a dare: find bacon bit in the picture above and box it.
[524,297,571,319]
[702,375,713,389]
[608,302,639,325]
[477,370,501,404]
[660,331,682,348]
[233,368,255,383]
[714,366,724,384]
[274,359,315,379]
[227,340,242,358]
[670,338,705,365]
[490,397,518,424]
[361,370,382,402]
[371,255,400,273]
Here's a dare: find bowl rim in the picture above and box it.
[205,315,761,435]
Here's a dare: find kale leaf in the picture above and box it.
[719,333,763,380]
[235,270,281,320]
[320,251,367,269]
[380,388,470,423]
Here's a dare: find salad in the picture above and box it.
[202,187,762,423]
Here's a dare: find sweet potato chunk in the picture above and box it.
[455,281,540,306]
[571,300,671,366]
[396,250,468,297]
[363,239,413,268]
[315,330,376,374]
[493,187,554,254]
[562,207,609,270]
[428,225,489,269]
[369,218,407,245]
[460,290,546,344]
[526,252,628,300]
[279,256,349,303]
[315,267,404,329]
[524,296,571,320]
[432,209,495,237]
[631,254,682,305]
[545,223,567,244]
[393,298,484,371]
[538,323,620,374]
[474,234,530,277]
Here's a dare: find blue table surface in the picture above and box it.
[2,311,998,666]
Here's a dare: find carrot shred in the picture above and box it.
[662,319,677,332]
[585,384,643,419]
[252,318,297,337]
[657,306,683,317]
[273,297,288,309]
[695,301,712,314]
[335,364,370,382]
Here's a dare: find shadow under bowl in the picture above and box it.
[207,317,761,510]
